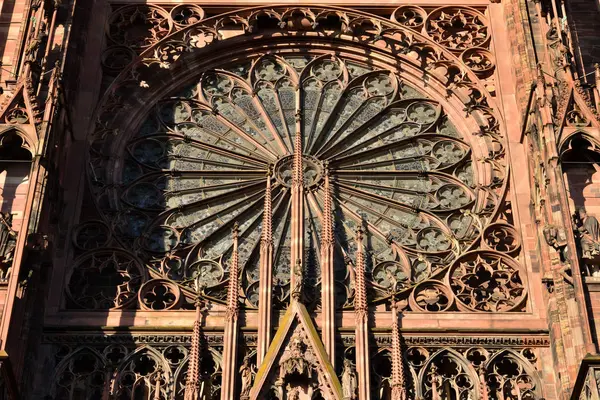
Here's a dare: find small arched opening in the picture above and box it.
[561,135,600,208]
[561,134,600,275]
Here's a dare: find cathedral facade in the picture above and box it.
[0,0,597,399]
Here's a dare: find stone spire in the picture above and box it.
[184,291,205,400]
[226,222,240,321]
[257,168,274,365]
[391,301,406,400]
[292,130,303,188]
[354,225,371,400]
[430,365,441,400]
[321,165,333,247]
[262,167,273,247]
[354,226,367,318]
[221,223,241,400]
[320,165,335,365]
[102,367,115,400]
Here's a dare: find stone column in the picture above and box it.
[184,296,204,400]
[391,300,406,400]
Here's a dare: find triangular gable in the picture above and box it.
[571,84,600,127]
[555,86,574,132]
[250,301,343,399]
[0,80,39,127]
[555,85,600,146]
[556,85,599,130]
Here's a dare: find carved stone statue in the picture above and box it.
[341,359,357,400]
[239,357,256,398]
[0,212,14,254]
[543,225,567,250]
[575,208,600,265]
[0,213,16,281]
[429,364,444,400]
[385,267,399,294]
[291,259,303,301]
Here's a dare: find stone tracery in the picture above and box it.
[81,48,519,313]
[46,338,543,400]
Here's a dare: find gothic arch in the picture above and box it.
[50,347,107,399]
[559,130,600,156]
[484,350,542,399]
[371,348,393,399]
[560,134,600,209]
[173,346,223,399]
[113,345,173,400]
[0,126,34,160]
[417,348,480,400]
[94,7,505,135]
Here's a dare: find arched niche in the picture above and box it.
[0,128,33,280]
[173,346,223,399]
[0,128,32,222]
[560,133,600,274]
[561,133,600,209]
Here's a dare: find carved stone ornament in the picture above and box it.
[107,5,172,50]
[425,7,489,52]
[250,301,343,399]
[448,251,527,312]
[0,212,16,282]
[543,225,567,249]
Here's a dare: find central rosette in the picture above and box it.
[274,155,324,189]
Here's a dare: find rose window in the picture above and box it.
[85,50,523,312]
